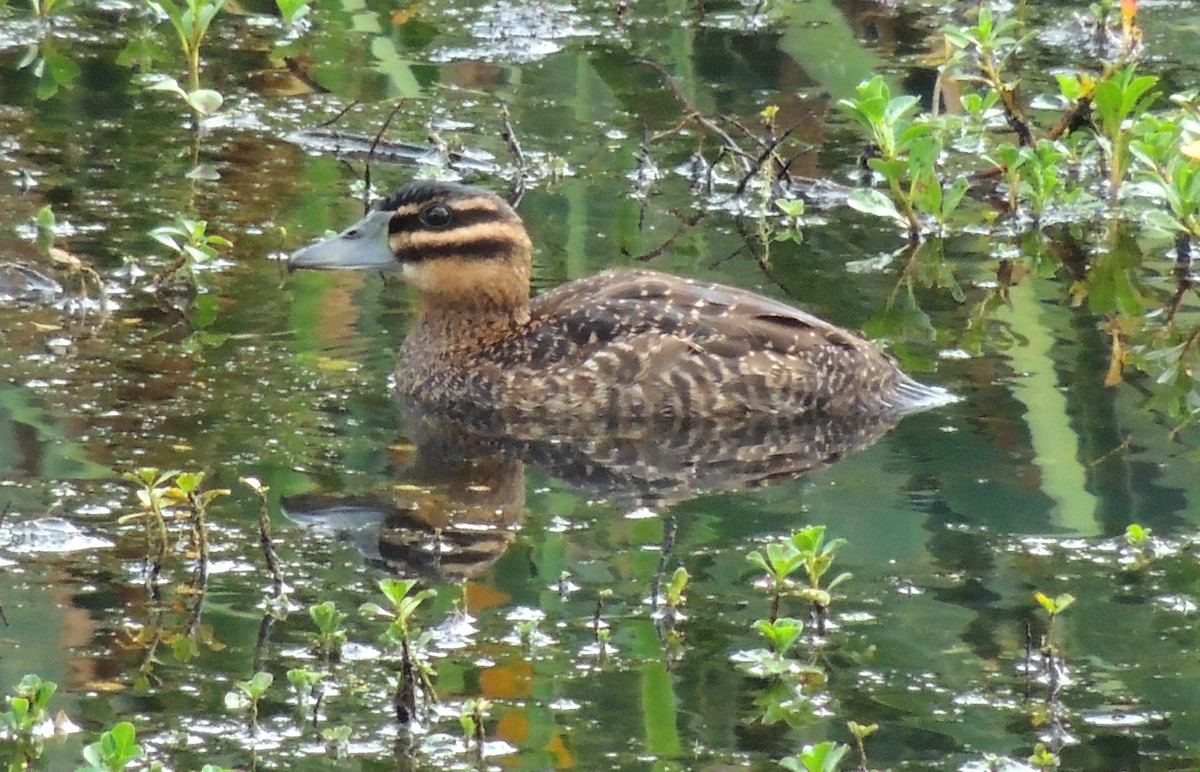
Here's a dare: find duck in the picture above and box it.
[287,180,953,421]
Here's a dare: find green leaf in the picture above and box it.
[144,73,186,97]
[847,188,905,224]
[185,88,223,116]
[944,176,970,217]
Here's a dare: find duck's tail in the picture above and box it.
[887,374,959,415]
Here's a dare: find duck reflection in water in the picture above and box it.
[281,404,903,580]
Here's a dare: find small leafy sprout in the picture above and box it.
[80,721,144,772]
[309,601,347,661]
[459,698,491,762]
[170,471,229,582]
[779,740,850,772]
[229,671,273,732]
[144,0,227,115]
[35,205,55,255]
[1125,523,1151,547]
[755,617,804,659]
[286,667,327,723]
[775,198,805,244]
[1094,64,1158,205]
[747,539,804,621]
[515,618,539,649]
[148,216,232,291]
[360,579,438,723]
[847,721,878,770]
[121,467,180,587]
[1034,590,1075,677]
[361,579,437,645]
[1121,523,1156,570]
[1,674,57,742]
[1034,592,1076,618]
[941,5,1035,147]
[733,617,824,680]
[1028,741,1060,770]
[666,566,689,611]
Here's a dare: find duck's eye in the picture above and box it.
[419,203,453,229]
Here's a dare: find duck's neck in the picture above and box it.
[411,291,531,353]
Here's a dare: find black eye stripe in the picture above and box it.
[388,207,501,234]
[395,238,512,263]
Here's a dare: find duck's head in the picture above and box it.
[289,181,533,314]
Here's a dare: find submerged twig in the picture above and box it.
[649,516,678,625]
[253,611,276,676]
[1165,233,1193,325]
[500,102,527,206]
[316,100,359,129]
[732,122,802,198]
[636,57,754,174]
[624,209,708,262]
[364,101,406,214]
[243,478,283,598]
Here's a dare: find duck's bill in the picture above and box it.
[287,209,397,272]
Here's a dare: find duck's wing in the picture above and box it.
[508,268,946,415]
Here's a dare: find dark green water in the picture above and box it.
[1,0,1199,769]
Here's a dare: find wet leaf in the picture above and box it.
[847,188,905,224]
[186,88,223,116]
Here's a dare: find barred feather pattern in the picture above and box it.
[396,267,951,421]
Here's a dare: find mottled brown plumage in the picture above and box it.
[289,181,952,421]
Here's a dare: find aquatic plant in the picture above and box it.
[309,601,347,662]
[1028,741,1060,770]
[171,471,229,585]
[458,697,491,765]
[790,525,851,635]
[1121,522,1156,570]
[847,721,877,771]
[779,741,849,772]
[0,674,58,766]
[360,579,438,724]
[753,617,804,664]
[80,721,144,772]
[838,77,968,239]
[665,566,689,615]
[1033,590,1075,697]
[121,468,178,587]
[228,671,273,732]
[1093,65,1158,205]
[148,216,231,292]
[286,667,327,723]
[143,0,226,117]
[774,198,806,245]
[18,1,80,99]
[942,4,1035,147]
[749,526,850,634]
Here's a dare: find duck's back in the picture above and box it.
[401,269,948,419]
